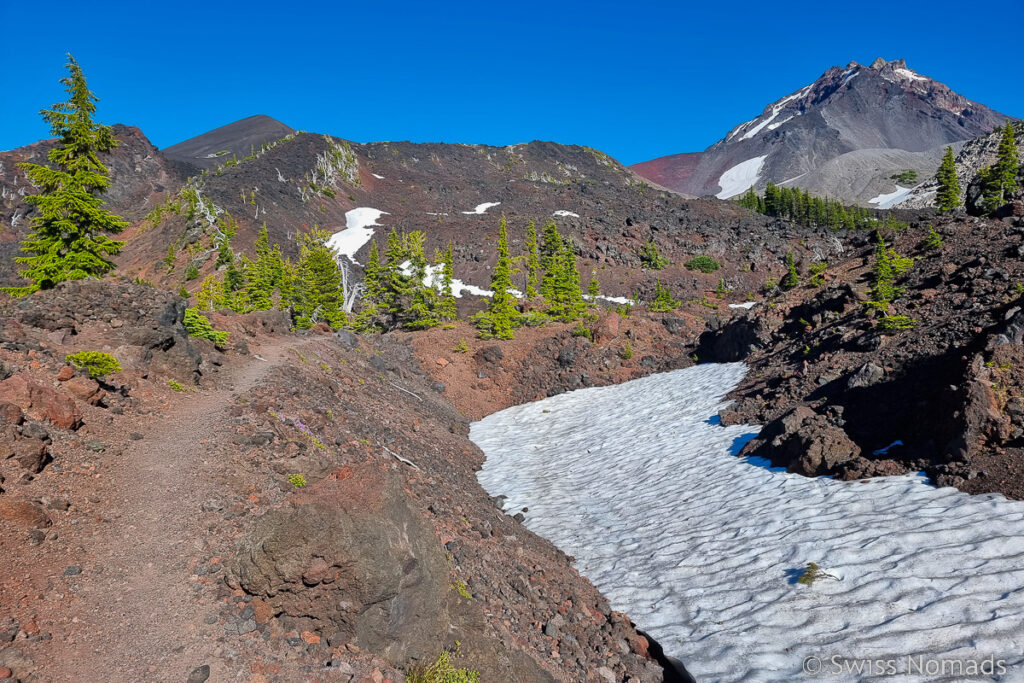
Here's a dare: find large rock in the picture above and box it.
[227,465,451,666]
[741,405,861,476]
[0,374,82,430]
[0,499,52,529]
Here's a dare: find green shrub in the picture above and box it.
[684,255,720,273]
[890,170,918,184]
[183,308,230,346]
[877,315,915,331]
[288,473,307,488]
[647,280,679,312]
[571,323,593,340]
[797,561,838,586]
[406,651,479,683]
[809,261,828,287]
[620,340,634,360]
[64,351,121,379]
[185,262,200,281]
[168,379,185,392]
[453,338,469,353]
[450,580,472,600]
[638,238,669,270]
[921,225,944,251]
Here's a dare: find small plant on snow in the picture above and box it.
[797,562,838,586]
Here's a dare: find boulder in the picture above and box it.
[741,405,861,476]
[0,374,82,429]
[0,499,52,529]
[227,464,451,666]
[63,376,105,405]
[847,363,885,389]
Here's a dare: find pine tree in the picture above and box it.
[363,239,382,301]
[638,237,669,270]
[935,145,961,213]
[402,231,439,330]
[781,249,800,290]
[474,217,518,339]
[246,225,284,311]
[647,280,679,312]
[993,121,1020,203]
[293,229,345,330]
[437,242,458,321]
[523,220,540,297]
[3,55,128,295]
[539,220,563,299]
[588,271,600,297]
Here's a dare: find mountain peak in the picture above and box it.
[162,115,295,170]
[631,58,1011,204]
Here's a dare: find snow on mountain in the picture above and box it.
[868,185,916,209]
[472,363,1024,681]
[327,207,388,263]
[715,155,767,199]
[461,201,501,215]
[631,58,1013,206]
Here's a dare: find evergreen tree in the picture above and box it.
[437,242,458,321]
[293,229,345,330]
[523,220,540,297]
[993,121,1020,203]
[868,232,914,312]
[474,217,518,339]
[638,237,669,270]
[402,231,440,330]
[781,249,799,290]
[539,220,563,299]
[3,55,128,295]
[647,279,679,312]
[246,225,284,311]
[363,239,382,301]
[278,259,298,312]
[935,146,961,213]
[548,241,586,321]
[588,271,600,297]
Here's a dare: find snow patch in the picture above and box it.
[715,155,768,199]
[371,173,385,179]
[868,185,916,209]
[728,301,758,310]
[766,115,793,131]
[553,210,580,218]
[738,86,810,141]
[472,364,1024,681]
[894,67,928,82]
[461,202,501,215]
[327,208,388,264]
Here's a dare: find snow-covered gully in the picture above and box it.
[471,363,1024,681]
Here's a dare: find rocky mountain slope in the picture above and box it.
[896,121,1024,210]
[700,197,1024,499]
[1,120,842,321]
[631,58,1013,206]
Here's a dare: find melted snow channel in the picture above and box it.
[472,364,1024,682]
[327,208,388,264]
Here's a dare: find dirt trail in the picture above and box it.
[37,340,300,683]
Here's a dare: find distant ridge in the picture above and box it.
[161,115,294,170]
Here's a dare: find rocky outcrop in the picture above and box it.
[740,405,861,476]
[228,464,452,666]
[0,375,81,430]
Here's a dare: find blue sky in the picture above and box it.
[1,0,1020,164]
